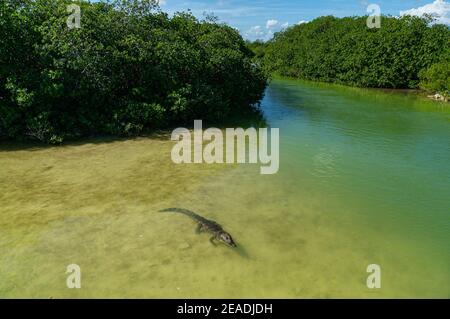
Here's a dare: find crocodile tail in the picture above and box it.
[159,208,198,218]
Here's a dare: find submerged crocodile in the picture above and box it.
[159,208,237,247]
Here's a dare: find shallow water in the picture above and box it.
[0,78,449,298]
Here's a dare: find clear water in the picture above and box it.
[0,78,449,298]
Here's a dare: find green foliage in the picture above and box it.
[246,40,267,60]
[419,59,450,96]
[263,15,450,89]
[0,0,267,143]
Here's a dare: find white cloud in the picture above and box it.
[245,20,293,41]
[245,25,276,41]
[400,0,450,24]
[246,25,265,38]
[297,20,308,25]
[266,19,279,29]
[156,0,167,6]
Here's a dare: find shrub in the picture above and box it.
[0,0,267,143]
[263,15,449,89]
[419,60,450,96]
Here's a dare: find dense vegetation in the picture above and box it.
[246,40,267,61]
[261,15,449,94]
[419,60,450,95]
[0,0,267,143]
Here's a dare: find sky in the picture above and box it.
[155,0,450,40]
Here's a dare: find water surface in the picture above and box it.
[0,78,449,298]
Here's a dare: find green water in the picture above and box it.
[0,78,449,298]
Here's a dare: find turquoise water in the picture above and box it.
[0,78,449,298]
[265,79,449,250]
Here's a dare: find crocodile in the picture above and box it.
[159,208,237,247]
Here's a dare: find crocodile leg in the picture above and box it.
[196,223,203,234]
[209,236,217,246]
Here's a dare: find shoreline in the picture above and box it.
[270,74,449,103]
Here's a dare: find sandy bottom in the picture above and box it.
[0,137,448,298]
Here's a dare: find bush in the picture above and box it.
[263,15,449,89]
[0,0,267,143]
[419,60,450,96]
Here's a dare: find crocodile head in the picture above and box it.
[218,231,237,247]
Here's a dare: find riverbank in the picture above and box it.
[269,74,450,103]
[261,15,449,97]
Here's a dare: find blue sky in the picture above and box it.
[157,0,450,40]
